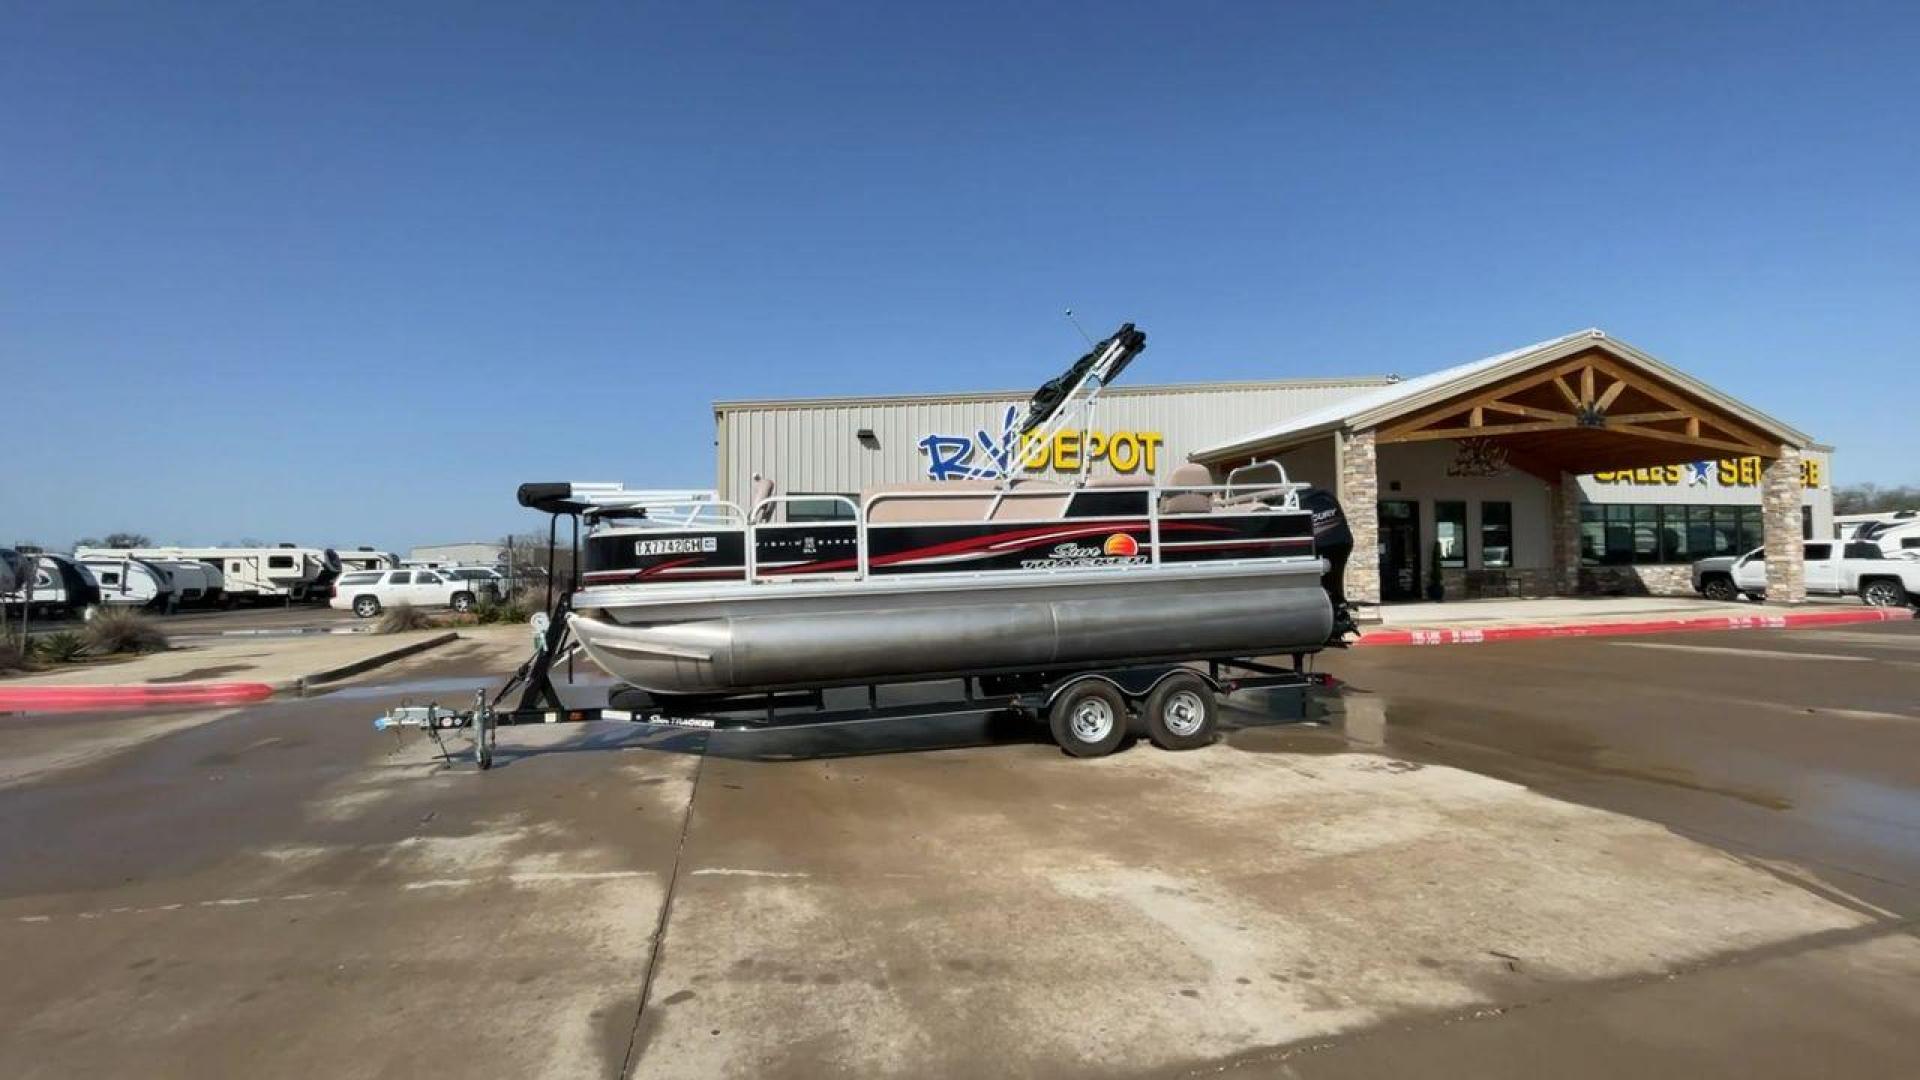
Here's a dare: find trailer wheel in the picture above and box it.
[353,595,381,618]
[1048,680,1128,758]
[1143,673,1218,751]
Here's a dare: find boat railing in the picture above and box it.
[1223,459,1305,509]
[745,494,863,581]
[580,470,1310,587]
[583,490,746,530]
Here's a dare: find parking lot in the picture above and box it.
[2,624,1916,1078]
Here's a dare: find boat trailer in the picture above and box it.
[372,489,1335,768]
[371,603,1332,769]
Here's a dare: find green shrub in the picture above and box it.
[375,604,435,634]
[474,597,533,626]
[81,608,169,655]
[37,631,88,663]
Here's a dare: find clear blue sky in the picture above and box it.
[4,1,1915,552]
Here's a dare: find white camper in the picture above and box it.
[1853,514,1920,558]
[76,545,341,603]
[337,548,399,573]
[1,552,104,619]
[151,559,224,605]
[77,556,176,610]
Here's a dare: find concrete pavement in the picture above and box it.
[0,624,1916,1077]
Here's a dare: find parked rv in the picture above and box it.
[1835,510,1917,542]
[75,545,341,603]
[77,556,176,610]
[1850,514,1920,558]
[337,547,400,573]
[150,559,225,605]
[1,552,104,620]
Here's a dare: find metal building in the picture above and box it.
[711,330,1834,601]
[714,376,1398,513]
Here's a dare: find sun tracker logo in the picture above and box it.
[1019,535,1149,569]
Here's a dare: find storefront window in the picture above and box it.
[1632,505,1662,563]
[1580,505,1605,566]
[1481,502,1513,567]
[1581,503,1771,565]
[1435,501,1467,568]
[1736,506,1764,554]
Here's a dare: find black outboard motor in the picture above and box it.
[1299,488,1358,643]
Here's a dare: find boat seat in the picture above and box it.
[750,475,777,523]
[864,480,1000,523]
[989,478,1073,521]
[1160,463,1215,515]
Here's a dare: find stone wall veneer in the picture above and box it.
[1337,428,1381,605]
[1761,448,1807,604]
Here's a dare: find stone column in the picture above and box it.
[1549,471,1582,596]
[1761,448,1806,604]
[1336,428,1380,605]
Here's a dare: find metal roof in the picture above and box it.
[1190,329,1814,462]
[713,375,1398,413]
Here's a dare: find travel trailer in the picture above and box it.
[1852,514,1920,557]
[336,547,399,573]
[76,555,176,610]
[1,551,104,620]
[1835,511,1917,542]
[148,559,224,605]
[75,545,341,602]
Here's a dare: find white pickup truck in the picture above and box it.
[1692,541,1920,607]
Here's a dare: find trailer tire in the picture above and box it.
[451,591,476,613]
[352,595,381,618]
[1143,673,1218,751]
[1700,575,1738,602]
[1048,680,1128,759]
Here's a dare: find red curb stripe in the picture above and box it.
[1355,606,1914,647]
[0,682,275,710]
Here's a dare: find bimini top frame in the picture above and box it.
[998,322,1148,490]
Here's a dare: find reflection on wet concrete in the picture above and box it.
[317,676,508,702]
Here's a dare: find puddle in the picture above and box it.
[1226,689,1385,756]
[318,676,499,702]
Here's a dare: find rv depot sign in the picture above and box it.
[918,405,1166,482]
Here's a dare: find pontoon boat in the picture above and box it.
[529,323,1355,697]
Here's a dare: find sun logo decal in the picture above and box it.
[1103,534,1140,557]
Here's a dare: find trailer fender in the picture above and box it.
[1036,667,1221,712]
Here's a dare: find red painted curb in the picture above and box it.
[1355,606,1914,647]
[0,682,275,711]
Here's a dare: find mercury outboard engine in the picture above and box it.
[1299,488,1358,643]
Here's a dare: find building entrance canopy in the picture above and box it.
[1191,330,1815,606]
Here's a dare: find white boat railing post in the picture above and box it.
[1149,491,1161,566]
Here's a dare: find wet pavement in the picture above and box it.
[0,622,1916,1077]
[1313,621,1920,919]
